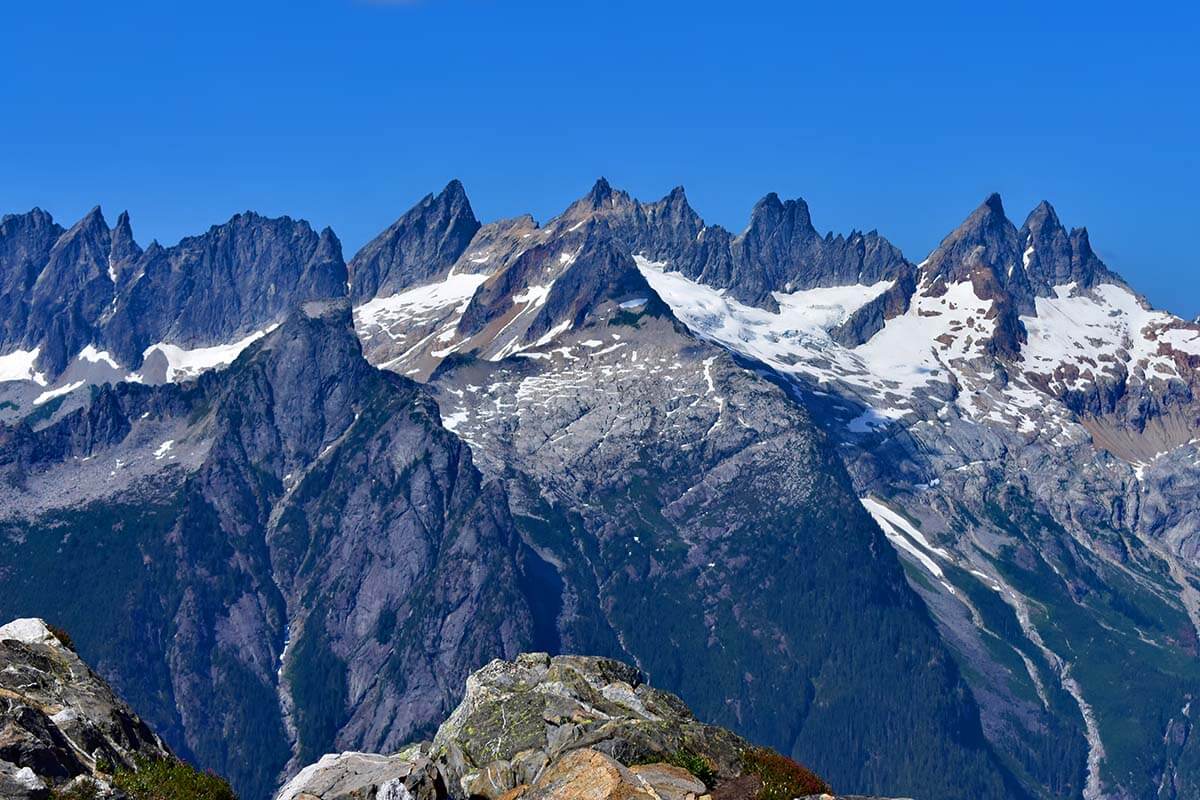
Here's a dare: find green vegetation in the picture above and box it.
[741,747,830,800]
[113,758,237,800]
[285,607,350,767]
[49,779,102,800]
[48,760,237,800]
[980,488,1200,798]
[658,751,717,787]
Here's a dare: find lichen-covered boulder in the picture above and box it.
[430,654,745,799]
[430,654,747,799]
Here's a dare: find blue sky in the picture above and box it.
[2,1,1197,315]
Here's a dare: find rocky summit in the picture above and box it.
[277,653,892,800]
[0,618,171,798]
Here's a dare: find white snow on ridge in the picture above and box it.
[861,496,951,559]
[860,497,955,590]
[855,279,995,395]
[33,380,85,406]
[635,256,891,387]
[1022,283,1200,389]
[636,255,997,424]
[355,273,489,331]
[140,324,278,383]
[0,347,46,385]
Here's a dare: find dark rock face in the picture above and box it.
[430,295,1020,799]
[523,235,662,343]
[0,209,65,355]
[1019,201,1121,296]
[545,180,913,312]
[348,180,481,304]
[724,193,910,308]
[5,178,1198,800]
[0,207,350,379]
[0,306,539,800]
[101,214,349,368]
[917,193,1030,357]
[0,618,172,797]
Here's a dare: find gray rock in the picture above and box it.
[275,750,444,800]
[0,618,171,793]
[349,180,481,304]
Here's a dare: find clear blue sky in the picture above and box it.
[2,1,1197,315]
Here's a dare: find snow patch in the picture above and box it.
[140,324,278,383]
[0,347,46,385]
[33,380,86,406]
[76,344,120,369]
[355,273,489,329]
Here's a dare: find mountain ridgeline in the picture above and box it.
[1,179,1199,800]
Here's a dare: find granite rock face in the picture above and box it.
[348,180,481,304]
[0,206,350,382]
[360,183,1019,800]
[0,618,172,798]
[0,305,539,800]
[343,179,1200,800]
[430,653,747,797]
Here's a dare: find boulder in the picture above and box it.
[275,748,445,800]
[432,654,745,798]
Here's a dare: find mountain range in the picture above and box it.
[2,178,1198,800]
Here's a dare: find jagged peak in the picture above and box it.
[79,204,107,226]
[1070,226,1097,261]
[569,176,635,214]
[745,191,813,234]
[752,191,784,215]
[439,177,468,201]
[396,180,478,227]
[980,191,1005,216]
[109,209,142,269]
[587,176,614,203]
[935,192,1016,249]
[1025,199,1060,226]
[57,205,110,241]
[658,185,691,209]
[2,206,57,227]
[313,226,345,262]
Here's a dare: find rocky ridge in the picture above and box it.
[277,653,895,800]
[4,179,1200,800]
[338,180,1200,800]
[0,303,541,800]
[0,617,172,798]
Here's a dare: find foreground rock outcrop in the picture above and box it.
[0,618,171,798]
[278,654,895,800]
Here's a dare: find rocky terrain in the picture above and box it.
[0,617,171,798]
[2,178,1199,800]
[278,653,890,800]
[342,180,1200,800]
[0,631,889,800]
[0,299,542,800]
